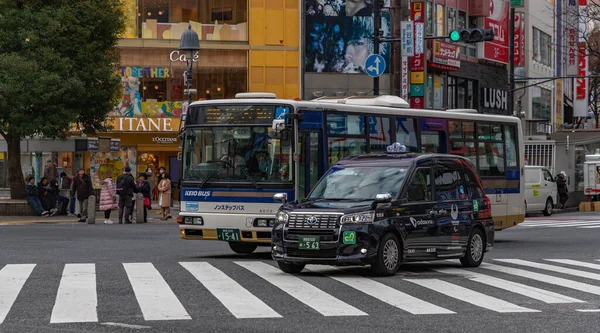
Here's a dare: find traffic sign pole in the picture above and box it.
[373,0,381,95]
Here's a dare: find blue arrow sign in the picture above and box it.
[364,54,385,78]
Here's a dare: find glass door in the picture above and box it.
[298,131,323,200]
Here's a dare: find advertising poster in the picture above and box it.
[305,0,390,74]
[89,147,137,189]
[514,12,522,66]
[409,2,425,108]
[483,0,509,64]
[566,0,578,76]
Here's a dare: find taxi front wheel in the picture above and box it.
[460,229,485,267]
[372,233,402,276]
[277,262,305,274]
[229,242,258,254]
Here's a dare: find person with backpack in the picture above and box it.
[116,166,136,224]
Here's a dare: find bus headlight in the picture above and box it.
[184,217,204,225]
[276,211,289,223]
[340,211,374,224]
[254,218,276,227]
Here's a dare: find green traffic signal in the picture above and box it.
[449,30,461,42]
[448,28,495,43]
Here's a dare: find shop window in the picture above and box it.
[532,86,552,120]
[114,49,247,117]
[433,75,444,109]
[327,114,365,135]
[327,138,367,165]
[368,116,391,153]
[450,78,477,109]
[447,8,456,32]
[532,27,551,66]
[436,4,445,36]
[426,2,434,36]
[130,0,248,41]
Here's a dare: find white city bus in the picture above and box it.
[177,93,525,254]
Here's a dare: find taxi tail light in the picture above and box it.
[480,195,492,219]
[177,217,183,224]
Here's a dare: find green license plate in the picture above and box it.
[217,228,240,242]
[298,236,320,250]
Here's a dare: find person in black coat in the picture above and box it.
[26,176,48,216]
[136,173,152,223]
[71,169,94,222]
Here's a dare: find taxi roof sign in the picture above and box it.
[387,142,407,154]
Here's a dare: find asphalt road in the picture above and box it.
[1,211,600,333]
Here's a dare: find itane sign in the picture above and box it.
[108,117,181,132]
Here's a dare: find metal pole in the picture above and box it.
[390,0,402,96]
[373,0,381,96]
[508,7,515,116]
[187,60,193,105]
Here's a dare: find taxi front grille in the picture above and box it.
[286,214,339,229]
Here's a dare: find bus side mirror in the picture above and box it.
[273,193,287,203]
[272,119,285,131]
[280,129,292,149]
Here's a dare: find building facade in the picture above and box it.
[4,0,301,190]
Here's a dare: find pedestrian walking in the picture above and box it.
[116,166,136,224]
[157,172,171,220]
[99,171,118,224]
[145,167,157,208]
[556,171,569,208]
[25,176,49,216]
[136,173,152,223]
[158,166,173,219]
[71,169,93,222]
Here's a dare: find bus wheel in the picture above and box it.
[228,242,258,254]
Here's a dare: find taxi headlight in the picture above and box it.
[275,211,289,223]
[340,211,375,224]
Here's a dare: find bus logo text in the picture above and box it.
[184,190,212,197]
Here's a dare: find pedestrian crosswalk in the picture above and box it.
[518,218,600,229]
[2,258,600,325]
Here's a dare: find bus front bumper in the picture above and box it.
[178,213,274,243]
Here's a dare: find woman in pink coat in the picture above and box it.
[99,171,118,224]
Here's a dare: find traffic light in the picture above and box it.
[449,28,495,43]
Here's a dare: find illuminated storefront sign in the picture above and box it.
[108,117,181,132]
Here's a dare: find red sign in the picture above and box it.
[410,97,424,109]
[576,41,587,99]
[431,40,460,68]
[513,13,522,66]
[483,0,509,64]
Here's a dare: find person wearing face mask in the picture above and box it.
[158,166,172,218]
[145,167,157,209]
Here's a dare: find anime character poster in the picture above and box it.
[305,1,390,74]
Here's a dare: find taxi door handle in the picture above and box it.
[430,209,447,216]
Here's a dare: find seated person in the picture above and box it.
[25,176,48,216]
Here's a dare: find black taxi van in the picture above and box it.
[271,143,494,276]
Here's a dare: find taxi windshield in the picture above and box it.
[308,166,408,201]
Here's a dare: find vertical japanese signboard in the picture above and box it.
[513,12,525,66]
[566,0,578,76]
[574,0,588,117]
[483,0,509,63]
[409,2,425,108]
[401,21,415,57]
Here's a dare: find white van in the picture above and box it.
[524,166,557,216]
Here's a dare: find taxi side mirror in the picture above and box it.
[273,193,288,203]
[372,193,392,209]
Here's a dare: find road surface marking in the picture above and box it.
[544,259,600,271]
[576,309,600,312]
[306,265,455,315]
[520,220,591,225]
[123,263,191,321]
[547,222,600,228]
[576,225,600,229]
[50,264,97,323]
[235,261,366,317]
[432,266,584,303]
[180,262,281,319]
[494,259,600,281]
[404,278,539,313]
[101,322,152,329]
[0,264,36,324]
[480,263,600,296]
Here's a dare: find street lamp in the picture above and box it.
[179,24,200,122]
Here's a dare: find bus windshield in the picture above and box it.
[182,126,292,185]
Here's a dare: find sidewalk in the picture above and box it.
[0,206,180,225]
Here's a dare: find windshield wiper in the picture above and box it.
[240,167,261,190]
[199,161,229,188]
